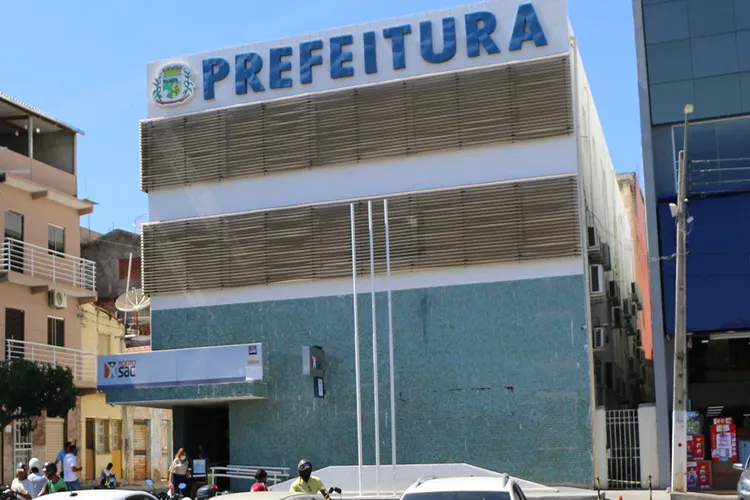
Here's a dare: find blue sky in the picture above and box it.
[0,0,641,234]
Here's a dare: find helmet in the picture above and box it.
[29,458,41,471]
[298,460,312,473]
[43,462,57,475]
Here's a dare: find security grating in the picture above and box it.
[141,176,581,295]
[140,55,573,192]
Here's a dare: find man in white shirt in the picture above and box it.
[27,458,47,498]
[11,463,31,500]
[99,463,114,487]
[63,444,83,491]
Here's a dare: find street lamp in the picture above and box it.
[670,103,693,493]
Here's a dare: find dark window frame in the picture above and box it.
[47,317,65,347]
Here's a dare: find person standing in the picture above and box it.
[55,442,71,479]
[63,444,82,491]
[27,459,47,498]
[251,470,268,492]
[169,448,190,495]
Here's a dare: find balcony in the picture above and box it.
[5,339,97,388]
[0,238,97,299]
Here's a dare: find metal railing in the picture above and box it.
[5,339,97,386]
[210,465,290,486]
[0,237,96,291]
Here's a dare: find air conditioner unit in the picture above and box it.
[48,290,67,309]
[590,265,605,295]
[593,327,606,350]
[612,306,623,328]
[631,301,639,316]
[622,298,631,315]
[587,225,599,249]
[601,243,612,271]
[608,280,620,301]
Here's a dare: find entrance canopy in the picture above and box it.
[104,380,267,408]
[99,342,266,408]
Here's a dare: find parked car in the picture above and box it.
[44,490,158,500]
[400,475,528,500]
[733,457,750,500]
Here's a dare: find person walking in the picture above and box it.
[63,444,82,491]
[55,442,71,479]
[168,448,190,496]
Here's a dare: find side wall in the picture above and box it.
[155,273,593,486]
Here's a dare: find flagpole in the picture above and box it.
[350,203,364,497]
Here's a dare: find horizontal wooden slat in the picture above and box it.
[140,56,573,192]
[142,176,581,295]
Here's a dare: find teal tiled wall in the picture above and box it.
[150,274,593,486]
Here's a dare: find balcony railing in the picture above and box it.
[4,339,97,387]
[1,238,96,292]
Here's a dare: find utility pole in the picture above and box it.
[670,103,693,493]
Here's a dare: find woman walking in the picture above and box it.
[168,448,190,496]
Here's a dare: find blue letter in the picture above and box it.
[363,31,378,75]
[383,24,412,70]
[419,17,457,64]
[330,35,354,79]
[202,58,229,100]
[509,3,548,51]
[235,53,265,94]
[466,12,501,57]
[270,46,293,89]
[300,40,323,84]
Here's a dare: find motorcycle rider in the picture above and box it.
[39,462,66,495]
[289,460,330,499]
[11,463,31,500]
[27,459,47,498]
[99,463,114,487]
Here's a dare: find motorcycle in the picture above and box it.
[170,482,189,500]
[327,487,343,500]
[0,488,20,500]
[146,478,170,500]
[104,476,117,489]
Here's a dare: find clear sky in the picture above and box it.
[0,0,641,234]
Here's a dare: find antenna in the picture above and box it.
[133,213,148,235]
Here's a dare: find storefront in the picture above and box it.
[100,0,641,488]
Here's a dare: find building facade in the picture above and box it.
[632,0,750,489]
[102,0,641,487]
[0,93,97,482]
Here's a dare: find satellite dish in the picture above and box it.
[115,288,151,313]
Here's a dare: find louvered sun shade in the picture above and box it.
[142,176,581,295]
[140,55,573,192]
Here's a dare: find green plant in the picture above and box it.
[0,359,78,431]
[183,68,194,95]
[152,75,164,102]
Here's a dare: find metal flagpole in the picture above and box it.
[384,199,397,494]
[367,201,381,496]
[350,203,364,497]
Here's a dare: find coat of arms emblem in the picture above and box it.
[152,63,195,106]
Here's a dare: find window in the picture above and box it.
[47,317,64,347]
[48,225,65,255]
[97,419,110,453]
[111,420,122,451]
[119,257,142,280]
[4,212,24,240]
[605,362,614,389]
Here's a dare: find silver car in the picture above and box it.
[733,457,750,499]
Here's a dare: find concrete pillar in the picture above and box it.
[595,407,608,489]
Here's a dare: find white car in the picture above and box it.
[44,490,159,500]
[401,475,529,500]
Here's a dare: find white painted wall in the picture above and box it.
[146,0,570,119]
[594,407,609,489]
[148,136,578,222]
[638,404,659,489]
[151,257,583,311]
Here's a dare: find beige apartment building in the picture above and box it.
[0,92,97,483]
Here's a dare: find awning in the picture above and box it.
[104,381,267,408]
